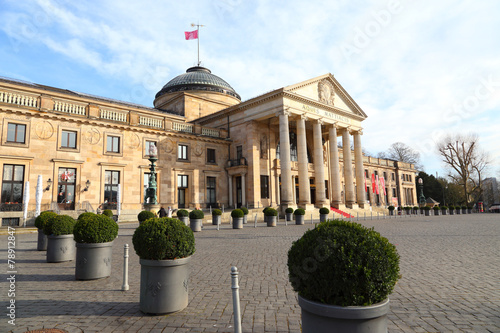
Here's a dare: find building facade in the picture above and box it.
[0,67,417,225]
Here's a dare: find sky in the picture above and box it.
[1,0,499,178]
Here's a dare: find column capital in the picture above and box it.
[276,108,291,117]
[314,118,324,125]
[331,122,339,129]
[351,127,363,135]
[300,113,309,121]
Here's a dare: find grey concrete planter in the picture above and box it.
[286,213,293,221]
[266,216,277,227]
[441,210,447,215]
[462,208,467,214]
[295,215,305,225]
[37,228,48,251]
[389,211,394,216]
[75,241,114,280]
[190,219,202,232]
[46,234,75,263]
[139,256,191,315]
[179,216,189,226]
[449,210,454,215]
[424,210,430,216]
[232,217,243,229]
[212,215,221,225]
[467,209,472,214]
[264,215,270,223]
[298,295,389,333]
[243,215,248,224]
[320,213,328,222]
[433,210,439,216]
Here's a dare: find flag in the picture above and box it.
[380,177,386,196]
[371,174,376,193]
[185,30,198,40]
[375,175,380,195]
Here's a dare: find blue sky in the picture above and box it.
[1,0,499,177]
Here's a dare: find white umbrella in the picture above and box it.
[35,175,43,217]
[117,184,121,216]
[23,181,30,226]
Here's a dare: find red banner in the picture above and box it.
[184,30,198,40]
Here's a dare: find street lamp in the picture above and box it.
[418,178,426,207]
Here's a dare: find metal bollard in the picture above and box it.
[254,214,257,228]
[285,215,288,226]
[311,214,313,224]
[122,244,129,291]
[210,206,212,214]
[231,266,242,333]
[222,204,224,213]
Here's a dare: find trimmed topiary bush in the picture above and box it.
[231,209,244,218]
[262,207,272,215]
[189,209,204,219]
[404,206,411,211]
[138,210,155,224]
[441,206,448,210]
[43,215,76,236]
[388,205,395,211]
[132,217,195,260]
[177,209,189,218]
[73,213,118,243]
[433,206,439,211]
[240,207,249,215]
[102,209,113,217]
[424,206,431,211]
[319,207,330,215]
[264,208,278,216]
[288,219,400,307]
[212,209,222,216]
[448,205,455,210]
[35,211,58,230]
[294,208,305,215]
[285,207,294,214]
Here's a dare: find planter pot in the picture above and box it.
[243,215,248,224]
[441,210,447,215]
[424,210,430,216]
[433,210,439,216]
[456,210,461,215]
[298,295,389,333]
[212,215,221,225]
[266,216,277,227]
[140,256,191,315]
[232,217,243,229]
[389,211,394,216]
[405,210,411,215]
[75,241,114,280]
[467,209,472,214]
[320,213,328,222]
[286,213,293,221]
[264,215,270,223]
[449,210,454,215]
[46,234,75,263]
[295,215,305,225]
[462,209,467,214]
[190,219,202,232]
[179,216,189,226]
[37,228,48,251]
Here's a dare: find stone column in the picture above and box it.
[342,128,356,208]
[296,115,311,208]
[241,173,246,207]
[329,124,342,208]
[313,120,328,207]
[278,110,293,208]
[228,175,233,207]
[353,130,366,208]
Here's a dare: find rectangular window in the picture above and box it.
[61,130,77,149]
[374,170,378,177]
[7,123,26,143]
[392,188,397,198]
[366,187,371,201]
[177,175,188,208]
[409,175,412,182]
[206,177,216,205]
[143,173,151,203]
[385,187,389,203]
[104,170,120,208]
[260,175,269,199]
[383,172,387,181]
[207,148,216,164]
[178,175,188,188]
[57,168,76,210]
[365,169,369,177]
[236,145,243,160]
[392,173,395,181]
[145,140,157,156]
[178,144,188,160]
[107,136,120,153]
[1,165,24,209]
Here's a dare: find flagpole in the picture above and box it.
[191,22,205,66]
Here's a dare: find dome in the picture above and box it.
[155,66,240,100]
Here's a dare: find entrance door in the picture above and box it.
[236,176,242,208]
[309,178,316,205]
[177,175,188,208]
[57,168,76,210]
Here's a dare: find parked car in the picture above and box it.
[489,204,500,213]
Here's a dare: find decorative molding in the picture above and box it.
[0,155,34,160]
[34,120,54,140]
[98,162,127,167]
[51,158,85,164]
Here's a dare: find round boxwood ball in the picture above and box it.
[294,208,305,215]
[177,209,189,218]
[43,215,75,236]
[288,219,400,307]
[231,209,244,218]
[212,209,222,216]
[138,210,155,224]
[264,208,278,216]
[319,207,330,214]
[102,209,113,217]
[35,211,58,230]
[240,207,249,215]
[74,213,118,243]
[189,209,204,219]
[285,208,294,214]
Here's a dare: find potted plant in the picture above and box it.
[413,206,419,215]
[448,205,455,215]
[440,206,448,215]
[294,208,305,225]
[433,206,440,216]
[467,205,473,214]
[388,205,395,216]
[43,214,76,263]
[423,206,431,216]
[241,207,249,224]
[212,209,222,225]
[285,207,294,221]
[461,205,467,214]
[287,219,400,333]
[231,209,244,229]
[319,207,329,222]
[404,206,411,215]
[262,207,271,223]
[138,210,155,224]
[189,209,204,232]
[34,211,57,251]
[132,217,195,314]
[73,212,118,280]
[265,208,278,227]
[177,209,189,226]
[456,206,461,215]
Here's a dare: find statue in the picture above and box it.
[148,142,157,156]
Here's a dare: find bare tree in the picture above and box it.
[436,133,490,204]
[378,142,423,170]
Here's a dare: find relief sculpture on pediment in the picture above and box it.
[318,79,335,106]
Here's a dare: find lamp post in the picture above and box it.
[418,178,426,207]
[144,144,160,213]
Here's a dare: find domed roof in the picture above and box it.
[155,66,240,100]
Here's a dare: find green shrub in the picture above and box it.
[404,206,411,211]
[102,209,113,217]
[231,209,244,218]
[294,208,305,215]
[433,206,439,210]
[212,209,222,216]
[262,207,271,214]
[388,205,395,211]
[288,219,400,306]
[449,205,455,210]
[285,207,294,214]
[413,206,419,210]
[440,206,448,210]
[319,207,330,215]
[35,211,58,230]
[132,217,195,260]
[74,213,118,243]
[240,207,249,215]
[264,208,278,216]
[138,210,155,223]
[189,209,204,219]
[424,206,431,211]
[43,215,75,236]
[177,209,189,217]
[461,205,467,209]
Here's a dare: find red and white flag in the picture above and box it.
[375,175,380,195]
[380,177,386,196]
[184,30,198,40]
[371,174,376,193]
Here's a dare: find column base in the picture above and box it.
[279,203,297,217]
[345,203,358,210]
[299,203,315,211]
[315,200,331,209]
[357,202,366,209]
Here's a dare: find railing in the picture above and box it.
[202,127,219,137]
[53,100,86,115]
[79,201,94,213]
[172,122,193,133]
[0,90,38,108]
[228,158,247,167]
[139,116,163,128]
[100,109,127,122]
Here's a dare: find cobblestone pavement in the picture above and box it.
[1,214,499,332]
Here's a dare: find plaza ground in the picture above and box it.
[1,213,499,332]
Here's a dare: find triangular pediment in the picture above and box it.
[284,74,367,119]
